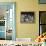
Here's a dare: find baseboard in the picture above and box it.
[16,38,32,42]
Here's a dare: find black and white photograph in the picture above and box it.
[20,12,35,23]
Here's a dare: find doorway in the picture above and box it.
[0,2,16,40]
[39,11,46,35]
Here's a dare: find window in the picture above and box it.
[39,11,46,35]
[0,2,16,40]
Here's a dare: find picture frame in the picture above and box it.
[39,0,46,4]
[20,12,35,23]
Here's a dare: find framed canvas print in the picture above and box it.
[20,12,35,23]
[0,2,16,40]
[39,0,46,4]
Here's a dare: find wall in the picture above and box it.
[0,0,46,40]
[16,0,39,39]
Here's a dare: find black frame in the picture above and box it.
[39,11,46,35]
[20,12,35,23]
